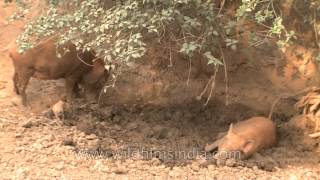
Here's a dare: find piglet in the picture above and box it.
[205,117,276,160]
[51,100,66,120]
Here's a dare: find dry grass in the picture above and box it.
[295,89,320,136]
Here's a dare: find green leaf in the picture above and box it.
[204,51,223,65]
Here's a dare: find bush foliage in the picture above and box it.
[5,0,320,70]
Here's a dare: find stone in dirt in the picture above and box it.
[126,121,139,130]
[113,167,128,174]
[152,125,169,139]
[62,138,76,146]
[22,120,33,128]
[86,133,98,140]
[77,120,96,135]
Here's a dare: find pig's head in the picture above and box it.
[217,124,255,160]
[81,59,109,100]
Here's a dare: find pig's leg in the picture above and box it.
[65,79,76,102]
[65,74,82,103]
[72,83,81,98]
[205,137,225,152]
[13,72,20,94]
[15,69,33,106]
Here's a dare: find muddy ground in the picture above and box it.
[0,2,320,179]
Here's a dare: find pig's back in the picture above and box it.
[234,117,276,149]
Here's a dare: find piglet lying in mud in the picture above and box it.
[205,117,276,160]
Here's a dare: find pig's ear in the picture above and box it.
[242,139,255,154]
[227,123,234,136]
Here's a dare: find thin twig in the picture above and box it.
[205,67,219,106]
[198,76,214,100]
[76,53,94,66]
[220,46,229,106]
[97,66,120,105]
[168,46,173,67]
[218,0,226,15]
[309,132,320,138]
[187,58,192,86]
[313,9,318,47]
[164,38,174,67]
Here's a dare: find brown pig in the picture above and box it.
[9,39,108,106]
[205,117,276,160]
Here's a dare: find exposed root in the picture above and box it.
[187,58,192,86]
[197,76,214,101]
[98,66,121,105]
[309,132,320,138]
[76,53,94,66]
[205,138,224,152]
[204,67,219,106]
[220,46,229,106]
[218,0,226,15]
[168,46,173,67]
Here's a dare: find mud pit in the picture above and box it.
[1,4,320,180]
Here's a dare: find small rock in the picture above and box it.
[164,110,172,120]
[126,121,138,130]
[79,132,86,137]
[15,168,29,178]
[22,121,33,128]
[15,133,22,138]
[141,126,153,137]
[153,125,169,139]
[114,167,127,174]
[62,138,76,146]
[199,158,216,167]
[207,165,216,170]
[11,96,23,107]
[0,93,7,98]
[216,158,226,167]
[132,152,144,160]
[86,133,98,140]
[252,165,259,171]
[113,124,121,131]
[150,158,161,166]
[43,134,55,141]
[172,111,183,121]
[62,120,75,126]
[87,139,101,150]
[15,148,23,153]
[168,171,175,177]
[191,163,200,171]
[225,158,237,167]
[289,174,298,180]
[113,115,122,123]
[77,120,95,135]
[96,107,113,120]
[56,163,64,170]
[102,166,110,173]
